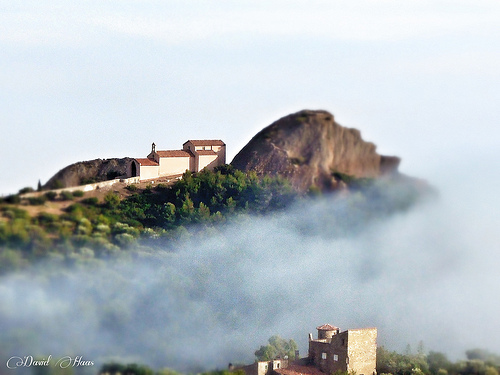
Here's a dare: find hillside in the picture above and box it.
[0,109,431,273]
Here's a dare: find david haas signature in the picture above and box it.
[6,356,94,369]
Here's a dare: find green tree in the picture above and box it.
[104,192,121,208]
[255,335,298,361]
[427,351,451,375]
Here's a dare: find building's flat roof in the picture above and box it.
[184,139,225,146]
[196,150,217,155]
[156,150,192,158]
[136,158,158,166]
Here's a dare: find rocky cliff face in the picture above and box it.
[231,110,401,192]
[43,158,133,190]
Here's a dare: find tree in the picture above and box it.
[466,349,500,366]
[255,335,298,361]
[427,351,451,375]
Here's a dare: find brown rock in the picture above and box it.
[43,158,134,190]
[231,110,400,192]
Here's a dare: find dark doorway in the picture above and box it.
[131,162,137,177]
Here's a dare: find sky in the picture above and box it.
[1,0,499,196]
[1,0,500,370]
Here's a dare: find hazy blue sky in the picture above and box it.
[1,0,499,195]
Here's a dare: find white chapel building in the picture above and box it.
[130,140,226,181]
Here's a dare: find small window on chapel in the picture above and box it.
[334,355,339,362]
[322,353,327,360]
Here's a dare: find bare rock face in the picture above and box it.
[43,158,134,190]
[231,110,401,192]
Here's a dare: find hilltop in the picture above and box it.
[232,109,403,192]
[0,109,430,273]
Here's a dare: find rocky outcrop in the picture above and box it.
[43,158,134,190]
[231,110,401,192]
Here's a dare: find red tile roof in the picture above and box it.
[275,364,325,375]
[316,324,339,331]
[156,150,192,158]
[136,158,158,166]
[196,150,217,155]
[184,140,225,146]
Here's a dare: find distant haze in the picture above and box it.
[1,152,499,370]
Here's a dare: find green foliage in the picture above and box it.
[4,194,21,204]
[127,184,138,191]
[72,190,85,197]
[19,186,35,194]
[0,167,300,272]
[81,197,99,206]
[104,192,121,208]
[28,195,48,205]
[377,346,428,375]
[80,177,98,185]
[377,346,500,375]
[59,191,74,201]
[466,350,500,366]
[44,191,58,201]
[428,352,452,375]
[0,164,426,275]
[254,335,298,361]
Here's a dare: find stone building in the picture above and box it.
[236,324,377,375]
[238,359,290,375]
[130,140,226,181]
[308,324,377,375]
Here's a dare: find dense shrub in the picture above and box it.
[3,194,21,204]
[59,191,74,201]
[104,192,120,208]
[72,190,85,197]
[18,187,34,194]
[81,197,99,206]
[44,191,58,201]
[126,184,138,192]
[28,195,48,205]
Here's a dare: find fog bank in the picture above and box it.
[0,166,498,371]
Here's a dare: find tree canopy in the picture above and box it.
[254,335,298,361]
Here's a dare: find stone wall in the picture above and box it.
[20,177,140,198]
[346,328,377,375]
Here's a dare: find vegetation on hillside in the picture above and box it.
[377,346,500,375]
[0,166,297,274]
[0,165,423,275]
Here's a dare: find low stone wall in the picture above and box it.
[20,177,140,198]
